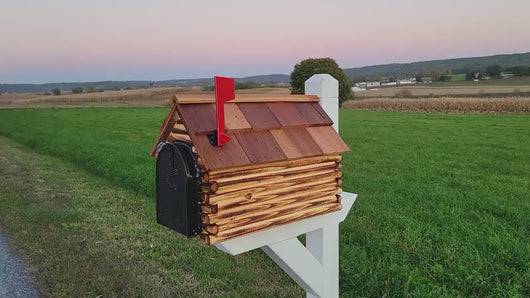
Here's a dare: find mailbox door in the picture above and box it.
[156,142,200,237]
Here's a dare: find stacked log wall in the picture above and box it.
[199,155,342,245]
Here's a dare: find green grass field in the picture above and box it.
[0,108,529,297]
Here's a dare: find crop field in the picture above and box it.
[0,107,529,297]
[343,96,530,114]
[355,85,530,98]
[0,87,290,109]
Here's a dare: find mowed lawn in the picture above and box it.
[0,107,528,297]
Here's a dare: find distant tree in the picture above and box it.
[290,58,352,105]
[72,87,83,94]
[415,76,422,83]
[511,65,530,76]
[388,77,396,82]
[465,72,476,81]
[431,70,443,81]
[52,88,61,95]
[486,65,503,77]
[439,75,451,82]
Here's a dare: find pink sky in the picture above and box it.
[2,0,530,83]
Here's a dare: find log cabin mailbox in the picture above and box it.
[150,76,350,245]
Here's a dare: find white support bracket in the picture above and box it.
[215,192,357,298]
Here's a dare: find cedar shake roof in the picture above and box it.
[151,94,350,171]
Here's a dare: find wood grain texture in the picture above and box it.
[208,171,341,205]
[306,126,350,154]
[224,103,251,132]
[211,167,340,196]
[176,94,319,104]
[295,102,333,126]
[202,202,341,245]
[310,102,334,125]
[237,103,281,131]
[178,103,216,135]
[270,128,323,159]
[235,131,286,164]
[213,181,340,210]
[213,161,337,185]
[266,102,309,128]
[208,154,341,177]
[191,134,251,170]
[208,194,338,231]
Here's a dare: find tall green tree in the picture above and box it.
[486,65,503,77]
[52,88,61,95]
[465,72,476,81]
[290,58,352,105]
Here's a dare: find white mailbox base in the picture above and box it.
[214,192,357,298]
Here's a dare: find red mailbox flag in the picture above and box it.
[214,76,235,146]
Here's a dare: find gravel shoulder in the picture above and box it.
[0,231,39,297]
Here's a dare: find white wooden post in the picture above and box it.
[305,74,340,297]
[305,74,339,132]
[214,74,355,298]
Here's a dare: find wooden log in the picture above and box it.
[208,176,341,208]
[212,196,337,233]
[202,202,342,245]
[174,123,186,131]
[209,170,342,203]
[200,204,218,214]
[213,161,338,185]
[212,168,341,195]
[211,174,340,210]
[201,182,214,194]
[204,186,338,223]
[336,194,342,203]
[202,193,210,204]
[196,157,206,170]
[202,224,219,235]
[212,183,340,211]
[336,178,342,187]
[208,155,341,178]
[167,132,191,143]
[204,193,338,228]
[171,128,188,135]
[336,162,342,169]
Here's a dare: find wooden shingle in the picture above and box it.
[238,103,282,131]
[224,103,252,133]
[266,102,309,128]
[178,103,216,135]
[306,126,350,155]
[235,131,286,164]
[271,128,323,159]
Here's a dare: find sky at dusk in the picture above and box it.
[2,0,530,84]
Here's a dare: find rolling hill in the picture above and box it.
[2,52,530,93]
[343,52,530,79]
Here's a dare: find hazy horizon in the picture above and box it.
[2,0,530,84]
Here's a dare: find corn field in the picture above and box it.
[343,97,530,114]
